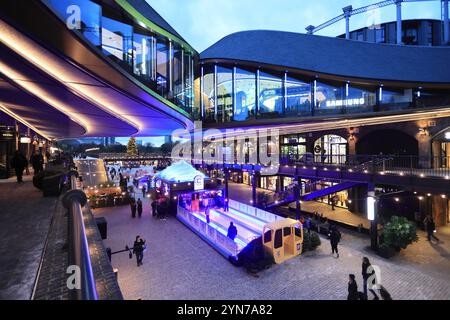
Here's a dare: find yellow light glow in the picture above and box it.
[0,20,141,133]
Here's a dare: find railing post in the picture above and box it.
[63,170,98,300]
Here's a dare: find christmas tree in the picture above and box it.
[127,137,138,155]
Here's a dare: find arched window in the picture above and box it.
[314,135,347,164]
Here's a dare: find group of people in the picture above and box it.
[129,198,144,218]
[151,198,168,220]
[10,149,47,183]
[347,257,392,300]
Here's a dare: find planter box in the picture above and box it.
[42,174,63,197]
[377,246,397,259]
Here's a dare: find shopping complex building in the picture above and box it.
[1,0,450,300]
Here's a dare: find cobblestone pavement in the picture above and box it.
[94,193,450,300]
[0,176,57,300]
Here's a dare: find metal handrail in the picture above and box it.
[64,172,98,300]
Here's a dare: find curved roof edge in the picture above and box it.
[117,0,197,53]
[200,30,450,84]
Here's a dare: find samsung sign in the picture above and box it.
[326,98,365,108]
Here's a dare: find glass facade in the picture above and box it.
[258,71,283,118]
[43,0,195,114]
[235,68,256,121]
[197,63,436,122]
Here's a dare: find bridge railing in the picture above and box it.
[284,154,450,178]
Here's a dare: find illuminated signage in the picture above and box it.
[445,132,450,140]
[326,98,365,108]
[194,175,205,191]
[20,137,31,143]
[367,191,376,221]
[2,133,14,138]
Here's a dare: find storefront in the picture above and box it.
[280,134,307,162]
[432,129,450,168]
[260,176,278,191]
[315,181,350,209]
[0,126,16,179]
[314,134,348,164]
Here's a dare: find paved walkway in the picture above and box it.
[0,175,57,300]
[94,194,450,300]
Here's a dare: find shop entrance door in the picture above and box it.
[330,143,347,165]
[0,141,10,179]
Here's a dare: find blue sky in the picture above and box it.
[117,0,442,146]
[148,0,442,52]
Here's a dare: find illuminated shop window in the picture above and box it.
[258,71,283,118]
[234,68,256,121]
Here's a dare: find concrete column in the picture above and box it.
[432,195,448,227]
[295,178,302,220]
[417,134,432,169]
[396,0,403,45]
[444,0,449,45]
[342,6,353,40]
[251,172,257,207]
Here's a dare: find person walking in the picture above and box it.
[137,198,143,218]
[362,257,380,300]
[10,150,28,183]
[133,235,146,267]
[328,225,341,258]
[205,205,211,224]
[227,222,238,240]
[151,200,157,217]
[424,215,440,242]
[347,274,359,300]
[130,198,137,218]
[141,185,146,199]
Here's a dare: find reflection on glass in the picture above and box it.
[133,33,155,82]
[259,71,283,117]
[173,44,183,107]
[156,38,170,96]
[43,0,102,46]
[234,68,256,121]
[346,86,376,113]
[315,82,344,114]
[101,17,133,67]
[203,66,215,122]
[183,52,194,113]
[217,66,233,122]
[285,76,311,116]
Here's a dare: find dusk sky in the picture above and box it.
[117,0,442,146]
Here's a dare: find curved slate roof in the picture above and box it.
[126,0,186,41]
[200,30,450,84]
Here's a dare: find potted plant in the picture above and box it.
[378,216,418,258]
[302,231,321,252]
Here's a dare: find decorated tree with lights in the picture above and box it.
[127,137,138,156]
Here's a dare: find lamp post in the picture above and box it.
[367,183,378,250]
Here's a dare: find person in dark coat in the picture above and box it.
[227,222,238,240]
[30,150,43,175]
[424,215,440,242]
[137,198,143,218]
[362,257,380,300]
[141,185,146,199]
[151,200,157,217]
[130,198,137,218]
[133,235,146,267]
[10,150,28,183]
[328,225,341,258]
[205,205,211,224]
[347,274,359,300]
